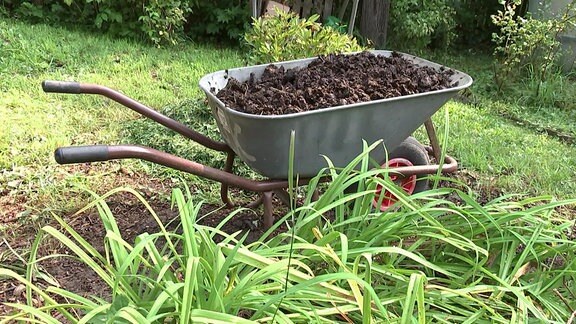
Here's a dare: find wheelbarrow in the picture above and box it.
[42,50,473,228]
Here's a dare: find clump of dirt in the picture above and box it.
[216,52,457,115]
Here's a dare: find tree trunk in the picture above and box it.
[359,0,390,48]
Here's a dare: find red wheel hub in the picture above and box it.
[373,158,417,211]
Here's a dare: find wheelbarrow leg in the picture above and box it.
[244,192,273,228]
[246,195,264,209]
[220,152,236,208]
[424,119,442,163]
[262,191,274,228]
[273,189,291,207]
[312,189,320,202]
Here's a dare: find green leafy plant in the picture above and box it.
[491,0,576,94]
[452,0,502,47]
[265,141,576,321]
[388,0,456,50]
[2,143,575,322]
[244,10,364,64]
[0,186,385,322]
[323,15,348,34]
[186,0,251,44]
[3,0,195,45]
[139,0,192,46]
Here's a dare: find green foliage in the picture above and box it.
[186,0,251,44]
[388,0,456,50]
[491,0,576,96]
[2,144,576,322]
[244,11,364,64]
[0,187,387,322]
[323,15,348,34]
[2,0,253,45]
[139,0,192,46]
[452,0,502,47]
[3,0,195,45]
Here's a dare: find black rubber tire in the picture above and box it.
[387,136,430,193]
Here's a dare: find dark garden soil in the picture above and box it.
[0,166,287,316]
[217,52,457,115]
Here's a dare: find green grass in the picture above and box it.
[424,101,576,198]
[0,17,244,213]
[0,18,243,168]
[1,17,575,219]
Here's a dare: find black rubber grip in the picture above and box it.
[42,81,81,94]
[54,145,110,164]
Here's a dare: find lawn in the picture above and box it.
[0,17,245,218]
[1,16,576,322]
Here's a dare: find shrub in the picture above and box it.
[185,0,251,44]
[388,0,456,50]
[139,0,193,46]
[491,0,576,96]
[244,11,364,64]
[452,0,502,47]
[3,0,195,46]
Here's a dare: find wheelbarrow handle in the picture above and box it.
[42,81,82,94]
[54,145,109,164]
[42,81,232,153]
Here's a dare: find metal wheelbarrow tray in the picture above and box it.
[42,50,473,228]
[199,50,472,179]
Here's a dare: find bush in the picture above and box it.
[3,0,195,46]
[244,11,365,64]
[491,0,576,96]
[452,0,502,47]
[185,0,251,44]
[387,0,456,50]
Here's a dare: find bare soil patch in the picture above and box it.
[217,52,457,115]
[0,167,284,316]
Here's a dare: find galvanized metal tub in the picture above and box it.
[199,50,473,179]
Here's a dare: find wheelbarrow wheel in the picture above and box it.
[373,137,430,211]
[388,136,430,193]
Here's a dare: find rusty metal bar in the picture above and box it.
[246,195,264,209]
[82,84,232,153]
[424,119,442,163]
[262,192,274,228]
[54,143,458,228]
[103,145,296,192]
[399,150,457,175]
[55,144,457,190]
[273,189,292,207]
[220,152,236,208]
[42,81,232,153]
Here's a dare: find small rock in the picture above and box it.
[7,180,22,189]
[120,167,134,176]
[13,284,26,297]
